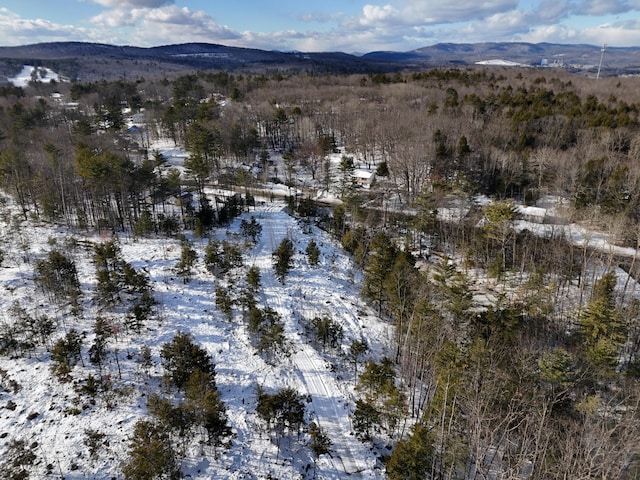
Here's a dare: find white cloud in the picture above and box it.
[519,24,579,44]
[90,0,173,7]
[579,19,640,45]
[326,0,521,51]
[89,5,241,45]
[90,8,145,27]
[144,6,215,25]
[3,0,640,55]
[300,12,345,24]
[484,10,532,33]
[355,0,519,28]
[141,6,240,39]
[515,19,640,47]
[240,30,307,51]
[360,4,401,26]
[408,0,519,23]
[0,8,90,45]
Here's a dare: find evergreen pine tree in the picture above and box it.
[133,210,154,238]
[363,231,400,313]
[579,271,626,379]
[306,239,321,266]
[272,237,295,283]
[122,420,179,480]
[246,265,261,292]
[184,369,230,450]
[34,249,81,303]
[160,332,214,390]
[215,286,233,321]
[386,423,435,480]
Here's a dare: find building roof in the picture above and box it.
[352,169,374,179]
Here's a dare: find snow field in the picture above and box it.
[0,198,390,479]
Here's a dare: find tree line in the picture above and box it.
[2,68,640,241]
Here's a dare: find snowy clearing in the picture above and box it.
[0,196,390,479]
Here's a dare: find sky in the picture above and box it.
[1,0,640,53]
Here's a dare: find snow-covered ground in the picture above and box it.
[8,65,64,87]
[3,124,638,478]
[0,194,391,479]
[474,59,527,67]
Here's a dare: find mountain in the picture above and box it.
[363,42,640,72]
[1,41,640,82]
[0,41,398,82]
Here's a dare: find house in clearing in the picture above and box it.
[352,169,375,189]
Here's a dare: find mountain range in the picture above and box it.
[1,41,640,83]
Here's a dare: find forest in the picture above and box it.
[1,65,640,479]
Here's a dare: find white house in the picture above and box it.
[352,169,375,189]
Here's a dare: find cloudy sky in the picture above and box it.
[1,0,640,53]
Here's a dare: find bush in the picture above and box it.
[240,216,262,243]
[0,438,37,480]
[174,241,197,283]
[34,249,80,303]
[256,386,306,439]
[50,329,83,381]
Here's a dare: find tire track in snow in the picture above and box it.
[294,345,366,476]
[253,204,372,478]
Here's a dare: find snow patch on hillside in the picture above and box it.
[475,59,527,66]
[8,65,65,87]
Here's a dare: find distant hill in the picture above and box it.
[0,41,397,83]
[363,42,640,72]
[1,41,639,83]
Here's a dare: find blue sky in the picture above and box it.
[1,0,639,53]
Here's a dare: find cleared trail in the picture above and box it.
[251,203,381,478]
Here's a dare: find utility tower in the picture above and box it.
[596,44,606,80]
